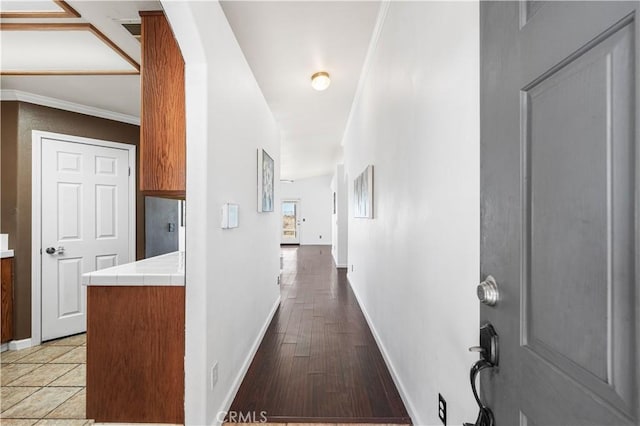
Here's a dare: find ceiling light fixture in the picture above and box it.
[311,71,330,91]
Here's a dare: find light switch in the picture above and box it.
[221,203,239,229]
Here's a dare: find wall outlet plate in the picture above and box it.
[210,362,218,390]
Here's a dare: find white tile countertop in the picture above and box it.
[1,234,13,258]
[82,251,184,286]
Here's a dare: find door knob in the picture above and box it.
[45,246,64,255]
[477,275,499,306]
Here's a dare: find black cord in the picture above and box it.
[463,360,495,426]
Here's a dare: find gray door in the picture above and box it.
[480,2,638,425]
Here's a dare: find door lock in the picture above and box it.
[469,322,499,366]
[477,275,499,306]
[45,246,65,255]
[465,323,499,426]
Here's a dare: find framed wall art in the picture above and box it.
[354,165,373,218]
[257,148,274,212]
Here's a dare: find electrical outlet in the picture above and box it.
[438,393,447,425]
[319,235,322,239]
[210,362,218,390]
[351,265,354,272]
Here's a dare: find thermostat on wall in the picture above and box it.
[221,203,239,229]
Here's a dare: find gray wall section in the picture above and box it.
[145,196,179,258]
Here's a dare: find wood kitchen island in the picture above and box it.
[83,251,185,424]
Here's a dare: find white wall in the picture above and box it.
[342,2,480,425]
[163,2,281,425]
[280,174,332,245]
[330,164,348,267]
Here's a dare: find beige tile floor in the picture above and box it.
[1,333,92,425]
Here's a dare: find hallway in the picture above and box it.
[229,246,411,424]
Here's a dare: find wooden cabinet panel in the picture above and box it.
[140,11,185,197]
[86,285,184,423]
[1,258,13,344]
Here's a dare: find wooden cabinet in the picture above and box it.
[139,11,186,197]
[1,258,13,344]
[86,286,184,423]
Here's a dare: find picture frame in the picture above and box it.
[354,165,373,219]
[333,192,336,214]
[257,148,274,212]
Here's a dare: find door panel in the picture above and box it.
[96,254,117,271]
[57,151,82,172]
[57,257,82,318]
[480,2,637,425]
[96,185,117,238]
[42,137,130,341]
[523,19,635,415]
[58,183,82,240]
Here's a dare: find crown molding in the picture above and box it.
[340,0,390,147]
[0,89,140,125]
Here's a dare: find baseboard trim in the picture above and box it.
[0,343,7,352]
[9,338,33,351]
[348,276,419,426]
[214,295,281,426]
[331,251,347,269]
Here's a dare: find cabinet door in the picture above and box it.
[1,258,13,344]
[140,11,186,197]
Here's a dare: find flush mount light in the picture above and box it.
[311,71,331,91]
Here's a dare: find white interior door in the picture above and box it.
[281,200,300,244]
[41,136,131,341]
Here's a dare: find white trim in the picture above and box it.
[8,338,33,351]
[1,89,140,126]
[341,1,390,146]
[332,252,348,268]
[31,130,137,345]
[348,273,419,426]
[213,296,281,426]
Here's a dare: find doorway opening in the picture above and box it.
[281,200,300,245]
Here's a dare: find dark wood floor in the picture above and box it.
[229,245,411,424]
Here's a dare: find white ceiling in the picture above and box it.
[0,1,159,119]
[1,1,380,181]
[1,1,66,13]
[1,29,138,73]
[221,1,380,180]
